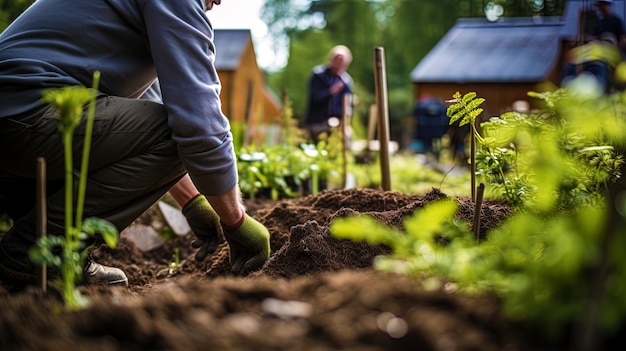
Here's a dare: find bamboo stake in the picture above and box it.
[36,157,47,293]
[373,47,391,191]
[472,183,485,242]
[470,126,477,202]
[368,104,377,147]
[341,94,351,188]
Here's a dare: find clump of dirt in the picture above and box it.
[0,188,574,351]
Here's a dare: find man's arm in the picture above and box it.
[169,174,270,275]
[169,174,242,227]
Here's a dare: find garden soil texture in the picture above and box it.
[0,188,603,350]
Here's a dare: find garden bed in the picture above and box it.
[0,187,590,350]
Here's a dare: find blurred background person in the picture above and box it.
[593,0,626,55]
[561,32,623,94]
[303,45,354,144]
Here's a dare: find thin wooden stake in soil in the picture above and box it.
[373,47,391,191]
[367,104,377,152]
[470,127,477,202]
[472,183,485,242]
[36,157,47,293]
[341,94,351,188]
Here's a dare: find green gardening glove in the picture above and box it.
[222,213,270,275]
[182,195,225,261]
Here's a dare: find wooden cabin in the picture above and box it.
[410,0,626,119]
[214,29,282,144]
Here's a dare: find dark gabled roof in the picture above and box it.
[411,0,626,84]
[214,29,251,70]
[410,17,564,83]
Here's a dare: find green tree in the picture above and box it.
[378,0,460,144]
[460,0,566,18]
[268,29,335,121]
[307,0,379,91]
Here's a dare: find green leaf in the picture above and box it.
[403,200,458,241]
[41,86,96,132]
[468,107,484,121]
[446,103,463,118]
[330,215,400,247]
[466,97,485,111]
[28,235,65,267]
[461,91,477,104]
[449,109,465,125]
[82,217,119,249]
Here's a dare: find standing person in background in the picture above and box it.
[410,97,450,158]
[0,0,270,287]
[303,45,354,144]
[561,32,623,93]
[594,0,626,54]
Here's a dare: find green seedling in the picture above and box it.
[331,88,626,345]
[168,248,180,273]
[446,91,485,201]
[29,72,120,310]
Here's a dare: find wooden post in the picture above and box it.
[471,131,477,202]
[373,47,391,191]
[36,157,47,293]
[341,94,352,189]
[368,104,377,146]
[472,183,485,242]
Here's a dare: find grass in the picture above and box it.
[348,150,476,198]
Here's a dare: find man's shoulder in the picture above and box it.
[311,64,328,75]
[340,71,353,85]
[606,14,625,27]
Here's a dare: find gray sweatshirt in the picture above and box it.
[0,0,236,195]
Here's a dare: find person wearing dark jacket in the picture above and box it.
[303,45,354,143]
[0,0,270,287]
[594,0,626,53]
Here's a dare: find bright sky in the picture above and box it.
[206,0,286,71]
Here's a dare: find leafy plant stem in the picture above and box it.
[63,131,74,233]
[62,231,78,309]
[446,92,486,202]
[32,71,119,311]
[311,169,319,195]
[75,71,100,231]
[471,131,476,202]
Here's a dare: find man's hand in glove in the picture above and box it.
[182,195,225,261]
[222,213,270,275]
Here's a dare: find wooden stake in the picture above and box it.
[368,104,377,147]
[341,94,352,188]
[472,183,485,242]
[36,157,47,293]
[373,47,391,191]
[471,127,477,202]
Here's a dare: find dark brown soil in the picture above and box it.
[0,188,574,350]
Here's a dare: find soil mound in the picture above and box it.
[1,188,556,351]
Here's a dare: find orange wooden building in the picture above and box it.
[214,29,282,143]
[410,0,624,118]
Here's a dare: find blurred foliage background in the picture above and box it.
[260,0,566,144]
[1,0,567,144]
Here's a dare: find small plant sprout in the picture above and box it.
[446,91,485,201]
[333,89,626,344]
[29,71,120,310]
[309,164,321,195]
[169,248,180,273]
